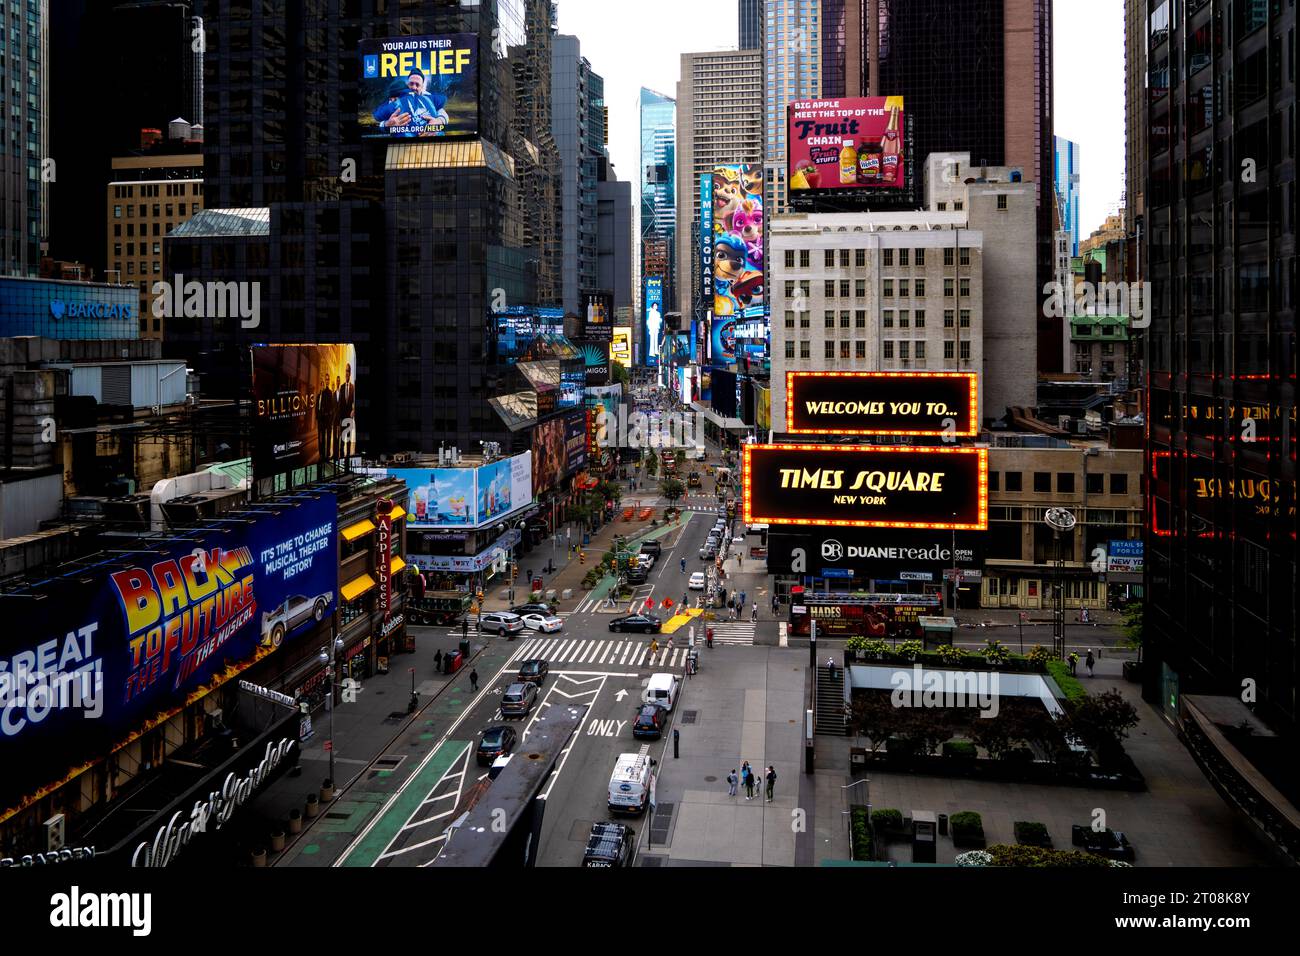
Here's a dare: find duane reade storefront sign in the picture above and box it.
[766,528,982,578]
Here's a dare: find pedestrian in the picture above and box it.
[434,649,443,672]
[1085,649,1096,677]
[771,595,779,615]
[744,769,756,801]
[727,769,738,797]
[737,553,743,569]
[1068,651,1079,676]
[469,668,479,691]
[650,638,659,658]
[826,656,836,681]
[751,603,757,623]
[461,619,468,641]
[740,591,746,608]
[765,766,776,802]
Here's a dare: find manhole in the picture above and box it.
[374,755,406,771]
[703,775,718,782]
[680,710,699,725]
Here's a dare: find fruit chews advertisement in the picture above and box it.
[787,96,905,192]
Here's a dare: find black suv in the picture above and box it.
[476,726,517,766]
[624,566,649,586]
[517,659,549,685]
[632,703,668,739]
[583,822,636,867]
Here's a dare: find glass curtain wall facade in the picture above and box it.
[640,87,676,331]
[1054,136,1081,256]
[1145,0,1297,741]
[1,0,46,276]
[765,0,822,214]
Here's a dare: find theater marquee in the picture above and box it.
[743,444,988,531]
[786,371,978,436]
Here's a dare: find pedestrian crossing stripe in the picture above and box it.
[505,631,752,669]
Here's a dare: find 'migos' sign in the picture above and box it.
[785,371,978,436]
[743,444,988,530]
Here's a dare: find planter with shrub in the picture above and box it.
[870,808,904,834]
[942,739,978,760]
[850,807,874,862]
[949,811,985,848]
[1013,821,1052,848]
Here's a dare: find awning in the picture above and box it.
[389,505,407,521]
[341,518,376,542]
[390,555,407,575]
[341,573,377,602]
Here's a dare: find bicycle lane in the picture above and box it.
[275,635,531,868]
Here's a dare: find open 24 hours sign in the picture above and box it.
[743,444,988,531]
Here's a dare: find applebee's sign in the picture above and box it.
[376,499,394,623]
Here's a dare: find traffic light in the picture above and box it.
[579,550,585,564]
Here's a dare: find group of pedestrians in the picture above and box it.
[726,762,776,802]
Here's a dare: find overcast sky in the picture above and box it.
[555,0,1126,238]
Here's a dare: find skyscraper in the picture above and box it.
[1143,0,1297,859]
[553,34,606,313]
[739,0,763,50]
[676,49,763,321]
[1,0,48,276]
[764,0,823,214]
[1054,136,1081,256]
[640,87,676,355]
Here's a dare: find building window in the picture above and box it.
[883,341,894,360]
[989,471,1001,491]
[1034,472,1051,493]
[800,312,810,329]
[824,311,835,329]
[839,280,850,298]
[840,340,850,359]
[944,278,954,297]
[825,341,835,359]
[839,249,849,267]
[944,340,955,359]
[960,309,971,328]
[899,341,910,361]
[785,341,795,359]
[800,341,810,359]
[938,201,947,211]
[899,279,909,297]
[825,280,836,298]
[960,247,970,266]
[944,309,955,328]
[784,281,796,298]
[883,248,894,266]
[785,249,795,268]
[854,310,866,329]
[944,247,954,266]
[883,310,894,328]
[915,309,925,328]
[785,311,795,328]
[914,278,925,296]
[1086,472,1104,494]
[1058,473,1075,493]
[997,194,1008,210]
[841,311,851,329]
[855,341,867,359]
[799,249,810,268]
[1110,473,1128,495]
[953,201,963,211]
[1005,471,1022,491]
[113,205,122,219]
[899,248,909,267]
[959,278,970,297]
[855,279,866,298]
[883,279,894,297]
[855,248,866,268]
[915,341,926,360]
[959,341,971,360]
[824,249,835,268]
[915,248,925,266]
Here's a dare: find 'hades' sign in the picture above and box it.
[743,444,987,530]
[786,372,977,436]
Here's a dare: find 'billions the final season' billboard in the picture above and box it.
[0,494,339,819]
[252,344,358,479]
[743,444,988,531]
[359,34,479,139]
[785,372,978,436]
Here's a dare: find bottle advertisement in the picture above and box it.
[787,96,905,192]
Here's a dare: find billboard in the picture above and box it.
[644,277,665,367]
[0,494,338,817]
[711,164,764,328]
[611,326,633,368]
[493,307,566,363]
[712,313,737,368]
[788,96,906,193]
[788,596,941,640]
[767,528,983,579]
[251,344,358,478]
[582,292,614,342]
[578,340,610,386]
[743,444,988,530]
[393,453,533,529]
[1107,539,1144,573]
[786,372,978,436]
[359,34,479,139]
[699,173,714,310]
[532,417,567,495]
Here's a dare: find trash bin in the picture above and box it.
[582,533,590,545]
[938,813,949,836]
[458,639,471,658]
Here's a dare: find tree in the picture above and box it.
[598,480,623,509]
[850,692,898,753]
[645,453,659,478]
[1121,601,1143,661]
[610,362,629,386]
[660,477,685,507]
[968,713,1014,760]
[1066,690,1139,761]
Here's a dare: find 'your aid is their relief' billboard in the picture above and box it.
[743,444,988,531]
[0,493,339,818]
[785,371,978,436]
[788,96,905,192]
[359,34,478,139]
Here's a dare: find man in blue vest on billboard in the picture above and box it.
[372,71,449,137]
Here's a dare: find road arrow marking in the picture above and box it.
[615,689,629,701]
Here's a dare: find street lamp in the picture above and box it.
[318,635,344,790]
[1044,508,1077,661]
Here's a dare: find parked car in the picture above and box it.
[517,659,549,685]
[699,543,717,560]
[636,553,655,570]
[479,611,525,636]
[1071,825,1135,862]
[500,682,539,718]
[687,471,702,489]
[476,725,517,766]
[688,572,706,590]
[639,540,662,559]
[261,591,334,648]
[632,703,668,739]
[608,613,662,634]
[510,602,552,616]
[520,612,564,633]
[583,822,637,867]
[624,566,649,586]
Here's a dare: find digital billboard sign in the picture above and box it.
[359,34,479,139]
[0,494,339,817]
[787,97,905,193]
[699,173,713,310]
[532,418,567,495]
[644,277,664,367]
[743,444,988,530]
[611,326,632,368]
[787,596,941,640]
[578,340,610,386]
[710,164,764,331]
[392,453,533,528]
[563,409,588,475]
[493,307,566,363]
[582,292,614,342]
[251,344,358,478]
[786,372,978,436]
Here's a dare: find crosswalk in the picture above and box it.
[704,622,757,645]
[506,626,755,670]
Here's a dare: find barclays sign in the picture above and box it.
[50,300,134,320]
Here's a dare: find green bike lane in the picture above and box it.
[275,636,527,869]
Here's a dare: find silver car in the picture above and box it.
[501,682,539,718]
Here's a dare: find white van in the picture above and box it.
[608,752,657,815]
[644,673,680,712]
